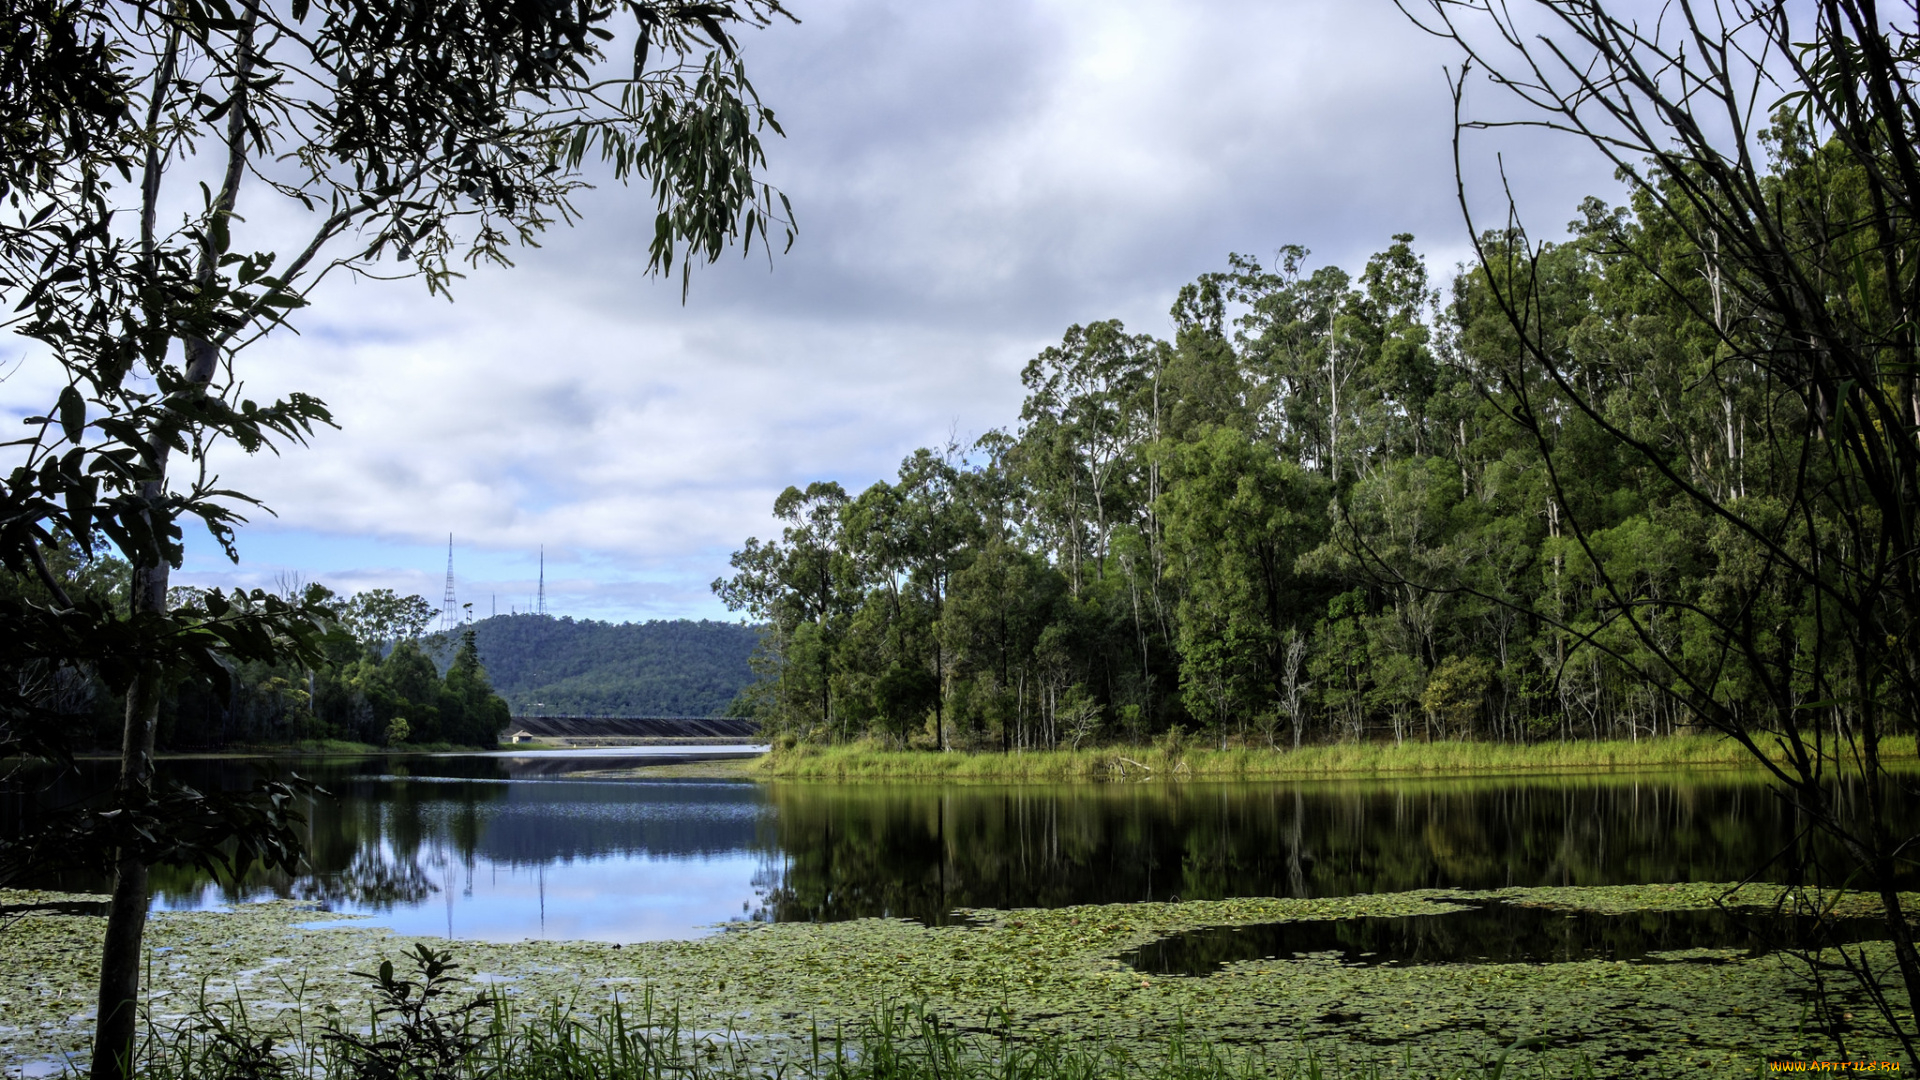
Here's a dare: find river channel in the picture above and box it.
[4,750,1907,944]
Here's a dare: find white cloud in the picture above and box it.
[10,0,1631,621]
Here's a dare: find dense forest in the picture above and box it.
[2,544,755,746]
[434,615,759,717]
[716,124,1884,752]
[0,553,512,749]
[167,618,512,749]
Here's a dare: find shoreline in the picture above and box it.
[42,733,1916,787]
[58,736,767,762]
[753,734,1916,782]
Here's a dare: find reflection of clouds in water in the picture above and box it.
[278,778,773,938]
[343,852,765,942]
[21,760,772,938]
[117,755,1899,946]
[150,882,236,911]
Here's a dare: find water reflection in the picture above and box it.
[1123,905,1897,973]
[751,778,1881,925]
[3,755,1904,942]
[7,751,773,941]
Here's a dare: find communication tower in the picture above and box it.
[440,534,458,631]
[537,546,547,616]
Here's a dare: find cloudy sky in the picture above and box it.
[12,0,1629,624]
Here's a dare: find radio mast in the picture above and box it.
[537,546,547,616]
[440,534,458,631]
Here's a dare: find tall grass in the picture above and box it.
[109,946,1633,1080]
[125,1002,1611,1080]
[757,734,1907,782]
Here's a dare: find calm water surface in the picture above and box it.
[4,750,1904,943]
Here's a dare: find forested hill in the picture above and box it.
[434,615,761,717]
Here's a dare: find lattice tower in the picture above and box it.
[441,534,458,631]
[537,546,547,616]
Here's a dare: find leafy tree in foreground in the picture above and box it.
[1402,0,1920,1049]
[0,0,795,1076]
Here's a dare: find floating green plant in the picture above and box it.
[0,884,1907,1076]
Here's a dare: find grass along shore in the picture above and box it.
[756,733,1912,782]
[128,975,1502,1080]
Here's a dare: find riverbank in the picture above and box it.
[72,736,763,760]
[70,738,481,760]
[755,734,1907,782]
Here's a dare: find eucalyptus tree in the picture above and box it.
[1403,0,1920,1044]
[1157,425,1325,745]
[1351,235,1442,461]
[838,470,949,747]
[1161,275,1257,442]
[338,588,437,648]
[715,481,857,737]
[1014,321,1158,594]
[891,447,973,747]
[0,0,795,1074]
[940,537,1067,748]
[1219,248,1345,473]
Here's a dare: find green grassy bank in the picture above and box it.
[757,734,1909,782]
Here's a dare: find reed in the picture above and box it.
[112,946,1625,1080]
[756,733,1907,782]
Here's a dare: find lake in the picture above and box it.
[3,750,1905,944]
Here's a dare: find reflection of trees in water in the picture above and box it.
[8,757,778,922]
[745,853,786,923]
[15,755,1908,930]
[293,848,439,909]
[273,776,508,907]
[1129,905,1898,974]
[134,771,776,911]
[132,764,514,908]
[755,785,1219,925]
[753,778,1913,926]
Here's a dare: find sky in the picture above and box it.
[5,0,1631,624]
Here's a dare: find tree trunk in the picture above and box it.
[933,632,946,752]
[91,849,151,1080]
[89,169,238,1077]
[91,579,166,1080]
[1860,720,1920,1048]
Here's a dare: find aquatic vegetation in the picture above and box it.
[122,968,1595,1080]
[0,884,1905,1076]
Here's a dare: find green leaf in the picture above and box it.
[56,385,85,444]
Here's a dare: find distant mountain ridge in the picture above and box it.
[432,615,761,717]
